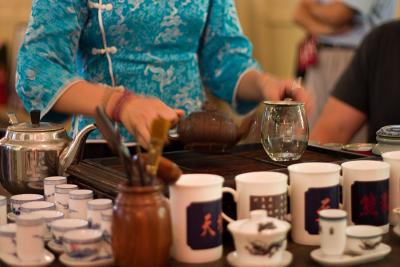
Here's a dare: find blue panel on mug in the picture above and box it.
[187,198,222,250]
[351,179,389,226]
[305,185,339,235]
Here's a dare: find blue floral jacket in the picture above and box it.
[17,0,258,142]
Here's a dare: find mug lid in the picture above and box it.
[228,210,290,236]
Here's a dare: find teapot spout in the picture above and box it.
[58,124,96,175]
[235,110,258,143]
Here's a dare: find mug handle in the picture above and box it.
[222,187,238,223]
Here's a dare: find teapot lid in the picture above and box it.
[376,125,400,139]
[7,110,64,133]
[228,210,290,235]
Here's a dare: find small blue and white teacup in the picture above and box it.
[346,225,383,255]
[50,218,88,246]
[10,194,44,216]
[63,229,103,261]
[31,210,64,241]
[0,223,16,254]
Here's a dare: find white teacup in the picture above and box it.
[20,201,56,214]
[0,223,16,254]
[228,210,290,266]
[68,190,93,220]
[345,225,383,255]
[63,229,103,261]
[31,210,64,241]
[319,209,347,257]
[87,199,113,229]
[10,194,44,216]
[50,218,88,246]
[44,176,67,203]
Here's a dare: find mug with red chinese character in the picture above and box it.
[169,174,224,264]
[341,160,390,233]
[288,162,340,245]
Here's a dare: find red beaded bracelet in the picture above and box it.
[111,90,135,123]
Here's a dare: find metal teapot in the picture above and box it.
[0,110,96,194]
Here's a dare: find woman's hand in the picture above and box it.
[257,74,314,116]
[108,92,184,148]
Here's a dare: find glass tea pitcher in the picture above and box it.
[261,101,309,161]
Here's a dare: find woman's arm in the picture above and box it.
[235,70,314,116]
[53,81,183,148]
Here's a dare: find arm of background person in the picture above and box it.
[294,0,355,35]
[305,0,355,29]
[310,97,366,144]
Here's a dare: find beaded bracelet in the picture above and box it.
[111,89,135,123]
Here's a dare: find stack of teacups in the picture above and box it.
[54,184,78,217]
[9,194,44,218]
[44,176,67,203]
[69,189,93,219]
[16,213,45,262]
[87,198,112,229]
[20,201,55,215]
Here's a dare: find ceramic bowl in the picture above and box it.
[63,229,103,260]
[9,194,44,215]
[346,225,383,255]
[50,218,88,245]
[20,200,55,214]
[0,223,16,254]
[228,210,291,266]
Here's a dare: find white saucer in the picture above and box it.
[310,243,391,266]
[59,253,114,267]
[227,250,292,267]
[0,249,54,267]
[46,240,64,254]
[7,212,16,222]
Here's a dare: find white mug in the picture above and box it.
[223,171,287,221]
[341,160,390,232]
[288,162,341,245]
[319,209,347,257]
[381,151,400,225]
[169,174,224,264]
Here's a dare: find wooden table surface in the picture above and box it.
[2,144,400,266]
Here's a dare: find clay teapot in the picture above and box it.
[176,109,257,151]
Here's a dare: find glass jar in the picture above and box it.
[261,101,308,161]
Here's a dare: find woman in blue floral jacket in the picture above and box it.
[17,0,311,148]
